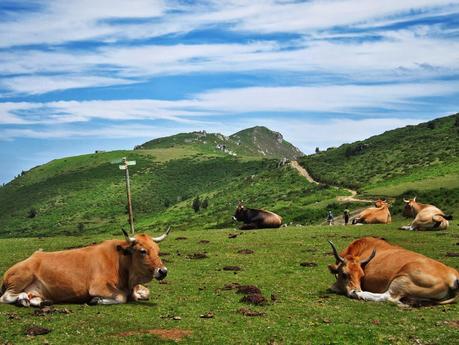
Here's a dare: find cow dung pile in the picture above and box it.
[187,253,208,259]
[300,261,318,267]
[236,285,261,295]
[237,249,254,254]
[223,266,242,271]
[25,326,51,336]
[240,293,267,306]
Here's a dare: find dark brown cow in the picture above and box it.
[328,237,459,306]
[0,229,170,307]
[233,202,283,230]
[401,197,452,230]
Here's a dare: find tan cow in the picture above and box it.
[401,197,452,230]
[328,237,459,306]
[352,199,391,224]
[0,229,170,307]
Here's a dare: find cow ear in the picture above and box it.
[117,244,134,256]
[328,264,339,274]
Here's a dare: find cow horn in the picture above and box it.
[328,241,344,263]
[403,198,409,203]
[152,227,171,243]
[122,228,136,244]
[360,249,376,265]
[413,196,416,202]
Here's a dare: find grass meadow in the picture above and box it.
[1,223,458,344]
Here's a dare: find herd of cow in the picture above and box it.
[0,198,457,309]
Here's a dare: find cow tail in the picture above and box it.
[0,282,5,297]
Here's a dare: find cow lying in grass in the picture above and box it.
[0,229,170,307]
[232,202,283,230]
[328,237,459,306]
[352,199,391,225]
[401,197,452,230]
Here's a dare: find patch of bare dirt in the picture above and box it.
[236,285,261,295]
[237,249,254,254]
[300,262,318,267]
[25,326,51,336]
[240,293,267,306]
[237,308,265,317]
[118,328,192,341]
[175,237,188,240]
[32,306,71,316]
[198,240,210,244]
[223,266,242,271]
[186,253,208,259]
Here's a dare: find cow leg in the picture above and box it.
[353,290,395,303]
[240,223,257,230]
[400,225,415,231]
[88,284,128,305]
[131,284,150,301]
[17,292,31,307]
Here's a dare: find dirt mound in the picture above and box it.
[223,266,242,271]
[236,285,261,295]
[240,293,267,306]
[187,253,208,259]
[237,249,254,254]
[25,326,51,336]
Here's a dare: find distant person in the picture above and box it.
[327,210,334,226]
[343,209,350,225]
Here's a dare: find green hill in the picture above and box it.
[299,113,459,215]
[0,127,343,238]
[136,126,303,159]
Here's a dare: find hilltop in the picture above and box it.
[136,126,303,160]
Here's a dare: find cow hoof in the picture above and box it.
[88,297,102,305]
[40,300,53,307]
[17,298,30,307]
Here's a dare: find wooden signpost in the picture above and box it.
[112,157,137,235]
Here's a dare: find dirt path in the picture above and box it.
[289,160,373,204]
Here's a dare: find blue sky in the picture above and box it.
[1,0,459,184]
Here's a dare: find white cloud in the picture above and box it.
[1,81,458,127]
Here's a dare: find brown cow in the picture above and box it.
[401,197,452,230]
[0,229,170,307]
[328,237,459,306]
[352,199,391,224]
[233,202,283,230]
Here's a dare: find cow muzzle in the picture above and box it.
[154,267,168,280]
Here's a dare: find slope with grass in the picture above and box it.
[0,127,329,238]
[299,113,459,215]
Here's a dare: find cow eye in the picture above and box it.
[139,248,148,256]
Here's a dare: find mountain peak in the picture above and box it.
[137,126,303,159]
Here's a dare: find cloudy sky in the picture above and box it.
[1,0,459,184]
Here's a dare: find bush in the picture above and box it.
[192,196,201,213]
[27,208,37,219]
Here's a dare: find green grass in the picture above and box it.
[300,113,459,191]
[1,225,458,344]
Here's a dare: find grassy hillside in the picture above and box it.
[137,126,303,159]
[0,126,335,238]
[299,113,459,212]
[1,225,458,344]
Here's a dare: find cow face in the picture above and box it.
[374,199,389,208]
[403,198,416,217]
[233,203,248,222]
[119,231,168,283]
[327,241,376,297]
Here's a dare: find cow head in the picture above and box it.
[233,201,248,222]
[403,197,417,217]
[118,228,170,283]
[374,199,389,208]
[327,241,376,297]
